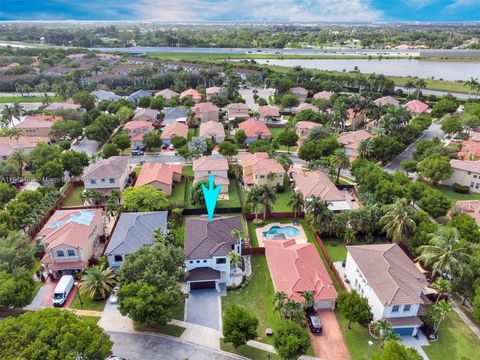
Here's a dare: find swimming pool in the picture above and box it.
[263,225,300,238]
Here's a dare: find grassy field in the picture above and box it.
[81,316,101,326]
[169,178,186,208]
[182,165,194,177]
[61,186,84,207]
[221,340,279,360]
[271,190,293,212]
[172,296,186,321]
[0,96,61,103]
[69,293,107,312]
[321,238,348,262]
[430,184,480,206]
[134,322,186,337]
[185,179,242,209]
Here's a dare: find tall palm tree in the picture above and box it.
[288,190,304,220]
[329,148,350,184]
[380,198,416,245]
[6,128,23,144]
[9,149,26,177]
[79,265,118,300]
[1,105,15,127]
[465,77,479,97]
[246,185,262,220]
[357,139,373,159]
[273,291,287,314]
[306,196,333,231]
[301,291,314,310]
[228,251,243,269]
[258,184,277,222]
[432,300,452,336]
[12,103,24,122]
[415,79,427,99]
[416,227,472,278]
[432,278,451,304]
[230,228,244,246]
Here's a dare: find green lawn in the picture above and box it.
[61,186,84,207]
[321,238,348,262]
[69,293,107,312]
[0,95,61,103]
[172,296,186,321]
[188,128,196,140]
[185,179,242,209]
[134,322,186,337]
[220,340,279,360]
[423,311,480,360]
[271,190,292,212]
[429,184,480,206]
[182,165,194,177]
[269,127,298,152]
[81,316,100,326]
[169,178,186,208]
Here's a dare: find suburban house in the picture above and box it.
[14,115,61,138]
[238,152,285,188]
[442,159,480,193]
[0,136,49,160]
[180,88,202,103]
[105,211,168,269]
[155,89,179,100]
[123,120,154,148]
[199,121,226,143]
[313,91,333,101]
[135,163,182,196]
[163,107,189,125]
[226,103,250,121]
[338,130,373,161]
[374,96,400,107]
[295,121,322,145]
[38,209,104,278]
[345,244,429,336]
[264,239,337,310]
[289,168,358,211]
[346,108,366,130]
[193,102,220,123]
[404,99,429,115]
[293,103,319,113]
[161,122,188,145]
[184,215,242,291]
[290,87,309,102]
[258,106,281,122]
[127,89,152,102]
[455,200,480,225]
[206,86,222,99]
[132,108,159,122]
[82,156,130,194]
[458,135,480,160]
[238,119,272,144]
[193,155,229,195]
[44,102,81,111]
[91,90,122,102]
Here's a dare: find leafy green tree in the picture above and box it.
[122,186,169,212]
[372,339,423,360]
[473,287,480,322]
[190,180,208,207]
[79,265,118,300]
[143,131,163,151]
[416,189,450,218]
[273,320,309,360]
[150,96,165,110]
[441,116,463,136]
[112,133,131,154]
[0,308,112,360]
[295,108,326,124]
[51,120,83,139]
[171,136,187,149]
[248,139,271,153]
[218,141,238,160]
[0,182,16,207]
[417,153,452,185]
[116,106,134,123]
[448,214,480,243]
[234,129,247,144]
[60,150,89,177]
[28,143,62,170]
[279,93,300,108]
[35,160,64,187]
[298,140,321,162]
[0,161,19,178]
[336,290,372,329]
[277,129,299,153]
[381,198,416,245]
[72,91,95,111]
[0,232,36,273]
[0,270,37,309]
[400,159,418,174]
[222,305,259,348]
[276,154,293,171]
[138,96,151,108]
[102,143,120,159]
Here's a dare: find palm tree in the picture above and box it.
[230,228,244,244]
[84,189,102,205]
[301,291,314,310]
[228,251,243,269]
[246,185,262,220]
[380,198,416,245]
[329,148,350,184]
[273,291,287,314]
[282,299,305,322]
[404,80,415,93]
[415,79,427,99]
[357,139,373,159]
[416,227,472,278]
[1,105,15,127]
[288,191,304,220]
[432,278,451,304]
[374,319,400,345]
[306,196,333,229]
[465,77,479,97]
[79,265,118,300]
[12,103,24,122]
[9,149,26,177]
[258,184,277,222]
[5,127,23,144]
[432,300,452,336]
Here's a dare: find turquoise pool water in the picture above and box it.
[263,225,300,238]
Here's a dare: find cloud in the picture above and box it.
[445,0,480,11]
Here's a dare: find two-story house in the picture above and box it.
[238,119,272,144]
[199,121,226,144]
[295,121,322,145]
[258,106,281,122]
[124,120,154,148]
[345,244,429,336]
[82,156,130,195]
[338,130,373,162]
[226,103,250,121]
[15,115,62,138]
[0,136,49,160]
[290,87,309,103]
[193,102,220,123]
[238,152,285,189]
[161,122,188,146]
[38,209,104,278]
[442,159,480,193]
[192,155,229,195]
[184,215,242,291]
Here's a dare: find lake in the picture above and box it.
[254,58,480,81]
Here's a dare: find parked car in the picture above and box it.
[306,308,322,334]
[134,145,146,152]
[109,286,119,304]
[161,144,168,149]
[131,149,144,156]
[77,135,84,142]
[52,275,74,307]
[169,144,175,150]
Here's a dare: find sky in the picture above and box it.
[0,0,479,22]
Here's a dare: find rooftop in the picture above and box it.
[193,155,229,172]
[238,119,272,138]
[82,156,129,180]
[135,163,182,187]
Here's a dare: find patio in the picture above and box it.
[255,222,308,247]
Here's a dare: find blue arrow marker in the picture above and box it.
[201,174,222,221]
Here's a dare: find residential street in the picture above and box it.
[238,87,275,111]
[71,138,99,156]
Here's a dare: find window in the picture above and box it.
[56,250,65,257]
[114,255,123,262]
[189,261,193,264]
[67,249,75,257]
[474,175,478,179]
[101,178,105,182]
[196,260,200,263]
[203,260,207,263]
[216,258,226,264]
[468,171,471,175]
[260,175,265,179]
[403,305,411,312]
[471,182,475,188]
[392,305,400,313]
[90,179,96,185]
[109,178,115,184]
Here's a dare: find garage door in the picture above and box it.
[394,327,414,336]
[190,281,216,290]
[315,300,334,310]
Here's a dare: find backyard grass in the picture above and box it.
[188,128,197,140]
[321,238,348,262]
[185,179,242,209]
[0,95,61,103]
[271,190,292,212]
[182,165,194,177]
[221,340,279,360]
[429,184,480,206]
[81,316,101,326]
[269,127,298,152]
[69,293,107,312]
[423,311,480,360]
[169,178,186,208]
[61,186,84,207]
[134,322,186,337]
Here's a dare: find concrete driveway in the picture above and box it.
[108,331,242,360]
[309,310,351,360]
[71,138,99,156]
[186,289,221,330]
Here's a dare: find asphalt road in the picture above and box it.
[128,153,185,164]
[107,331,242,360]
[71,138,100,156]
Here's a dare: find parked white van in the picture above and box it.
[52,275,74,307]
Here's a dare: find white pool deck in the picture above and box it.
[255,222,308,247]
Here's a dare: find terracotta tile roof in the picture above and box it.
[458,140,480,159]
[338,130,372,150]
[226,103,249,111]
[161,122,188,139]
[136,163,182,187]
[155,89,179,99]
[193,155,229,172]
[258,106,280,118]
[37,209,103,250]
[82,156,129,180]
[456,200,480,225]
[206,86,221,95]
[289,168,345,201]
[199,121,225,138]
[450,159,480,173]
[44,102,81,111]
[470,132,480,142]
[184,215,242,260]
[132,108,159,121]
[347,244,428,306]
[24,115,62,122]
[124,120,154,131]
[374,96,400,107]
[0,136,49,156]
[180,88,202,100]
[194,101,219,113]
[313,91,333,100]
[265,239,337,303]
[239,152,284,176]
[238,119,271,138]
[295,121,322,131]
[294,103,319,112]
[404,100,429,114]
[290,87,308,95]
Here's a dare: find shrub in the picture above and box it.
[452,183,470,194]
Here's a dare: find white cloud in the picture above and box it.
[446,0,480,11]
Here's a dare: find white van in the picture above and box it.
[52,275,74,307]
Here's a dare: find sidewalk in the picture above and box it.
[450,301,480,337]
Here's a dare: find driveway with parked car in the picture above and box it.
[186,289,221,330]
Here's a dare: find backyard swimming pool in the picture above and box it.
[263,225,300,238]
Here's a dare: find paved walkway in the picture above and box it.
[401,331,430,360]
[450,301,480,337]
